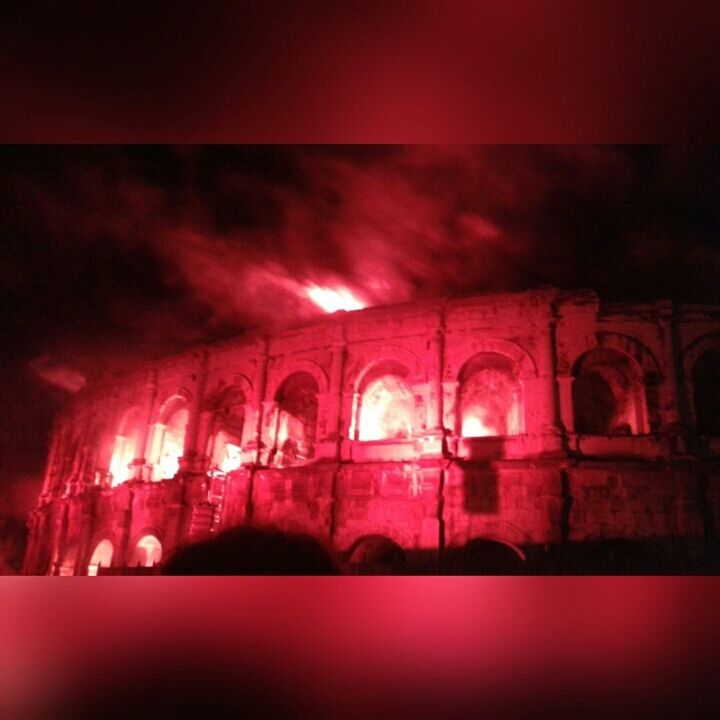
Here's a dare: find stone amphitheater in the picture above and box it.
[23,288,720,574]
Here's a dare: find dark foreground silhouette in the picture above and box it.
[162,525,344,575]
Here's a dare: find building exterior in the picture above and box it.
[23,288,720,574]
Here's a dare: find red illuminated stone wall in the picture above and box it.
[23,289,720,574]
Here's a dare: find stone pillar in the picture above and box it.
[247,337,269,465]
[180,350,209,473]
[196,410,215,466]
[421,323,445,457]
[658,302,687,453]
[347,391,360,440]
[41,426,61,498]
[427,327,444,432]
[137,368,158,466]
[260,400,278,465]
[557,375,575,433]
[442,381,459,435]
[325,335,346,441]
[539,316,561,434]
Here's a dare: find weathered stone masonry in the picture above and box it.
[23,288,720,573]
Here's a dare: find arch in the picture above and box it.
[571,347,649,435]
[346,535,407,574]
[690,346,720,436]
[683,333,720,436]
[355,359,415,441]
[596,332,662,381]
[271,371,319,466]
[265,359,328,400]
[205,384,248,473]
[129,533,163,567]
[457,352,524,437]
[157,388,192,425]
[87,539,114,576]
[682,332,720,376]
[203,373,253,411]
[350,345,427,393]
[448,537,526,575]
[155,391,191,480]
[57,540,79,576]
[109,405,143,486]
[448,338,538,382]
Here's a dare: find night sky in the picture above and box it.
[1,144,719,546]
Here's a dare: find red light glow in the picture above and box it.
[305,284,365,313]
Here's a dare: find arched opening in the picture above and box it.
[130,535,162,567]
[57,542,78,576]
[347,536,406,574]
[692,346,720,436]
[572,348,646,435]
[157,406,189,480]
[109,406,143,486]
[357,360,414,441]
[87,539,114,576]
[448,538,525,575]
[459,353,522,437]
[272,372,318,467]
[207,387,246,473]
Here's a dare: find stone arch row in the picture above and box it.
[51,330,720,492]
[55,529,163,576]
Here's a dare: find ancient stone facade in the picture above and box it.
[23,289,720,574]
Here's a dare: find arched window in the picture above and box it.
[109,407,142,486]
[572,348,646,435]
[272,372,318,466]
[207,387,246,473]
[347,536,406,574]
[158,406,189,479]
[692,346,720,436]
[87,539,113,576]
[459,353,522,437]
[357,361,414,441]
[130,535,162,567]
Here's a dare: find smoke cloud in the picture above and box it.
[1,145,719,531]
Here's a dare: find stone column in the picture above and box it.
[180,349,209,473]
[41,426,61,498]
[442,381,459,435]
[658,301,687,453]
[420,322,445,456]
[247,337,270,465]
[557,375,575,433]
[427,327,444,432]
[347,391,360,440]
[539,316,561,434]
[325,336,346,442]
[260,400,278,465]
[137,368,158,467]
[196,410,215,466]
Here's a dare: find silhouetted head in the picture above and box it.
[162,524,344,575]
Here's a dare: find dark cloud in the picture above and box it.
[1,145,719,530]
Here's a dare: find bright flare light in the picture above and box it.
[461,414,497,438]
[305,284,365,313]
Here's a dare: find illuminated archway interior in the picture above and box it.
[57,543,78,576]
[109,407,142,486]
[158,407,189,479]
[131,535,162,567]
[357,361,414,441]
[208,388,246,473]
[572,348,645,435]
[692,346,720,436]
[273,372,318,466]
[87,539,113,576]
[459,353,521,437]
